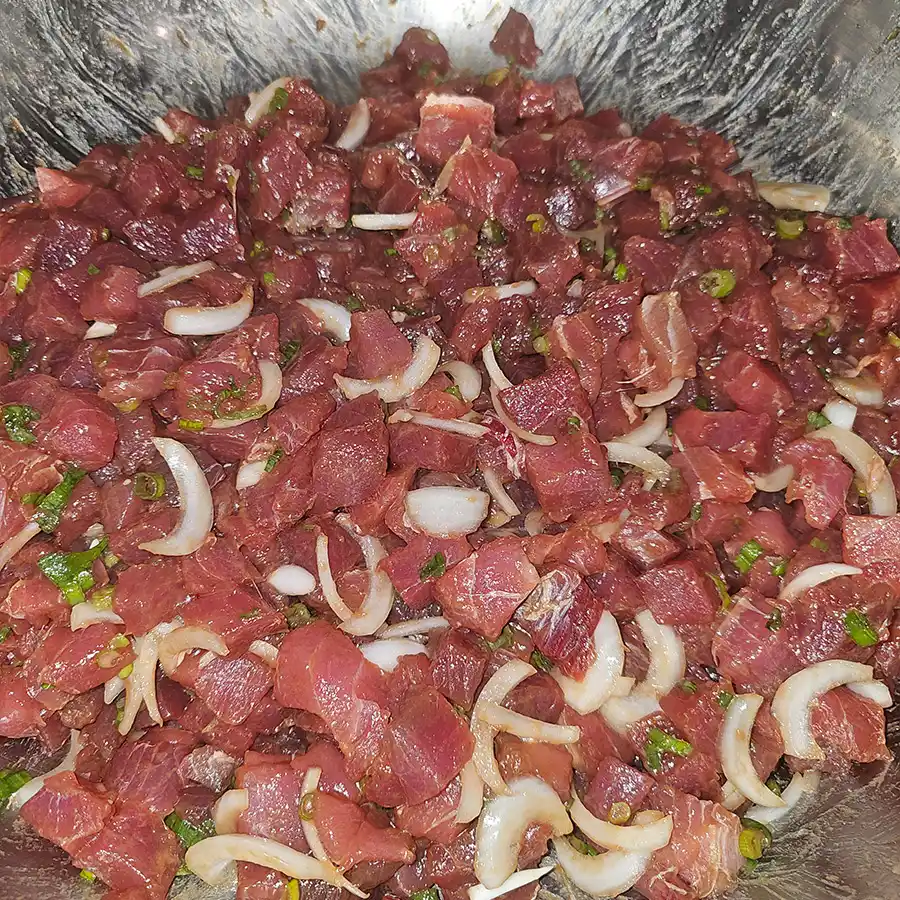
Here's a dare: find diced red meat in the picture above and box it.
[673,407,776,471]
[415,94,495,167]
[489,9,542,68]
[113,558,185,635]
[636,557,720,628]
[237,759,308,850]
[582,756,655,820]
[498,360,592,438]
[179,587,285,653]
[346,309,413,379]
[446,147,518,219]
[395,777,464,845]
[430,627,490,710]
[389,422,478,475]
[382,534,472,612]
[610,517,682,572]
[809,686,890,768]
[813,215,900,286]
[716,349,794,417]
[843,514,900,566]
[671,447,755,503]
[495,733,572,800]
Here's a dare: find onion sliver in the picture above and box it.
[603,442,672,487]
[185,834,367,897]
[351,212,417,231]
[84,321,117,339]
[360,638,428,672]
[153,116,177,143]
[553,829,654,897]
[830,375,883,408]
[389,409,489,439]
[720,694,785,808]
[848,679,894,707]
[472,659,536,794]
[756,181,830,212]
[335,516,395,636]
[379,617,449,639]
[236,459,267,491]
[335,99,370,151]
[570,794,673,852]
[439,360,482,402]
[489,382,556,446]
[118,620,178,734]
[0,522,41,573]
[104,675,125,705]
[613,406,668,447]
[158,625,228,675]
[477,702,580,744]
[139,438,213,556]
[456,760,484,824]
[7,730,80,813]
[772,660,875,759]
[300,768,329,861]
[298,298,352,343]
[552,611,625,714]
[464,281,538,305]
[267,564,316,596]
[745,772,820,828]
[209,361,282,429]
[213,789,249,835]
[811,424,897,515]
[434,136,472,197]
[822,399,857,431]
[481,341,513,391]
[245,77,291,127]
[405,486,490,537]
[601,693,662,735]
[316,533,356,622]
[482,468,520,517]
[138,261,216,298]
[752,464,795,493]
[249,640,279,666]
[467,866,554,900]
[70,603,124,631]
[524,510,545,537]
[164,287,253,336]
[633,610,685,697]
[634,377,684,408]
[335,335,440,402]
[778,563,863,601]
[474,777,572,889]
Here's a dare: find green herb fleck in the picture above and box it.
[284,602,314,628]
[480,218,507,246]
[178,418,205,432]
[734,539,764,575]
[286,878,300,900]
[603,247,617,265]
[384,247,399,257]
[265,448,284,473]
[810,536,830,552]
[579,237,596,255]
[610,466,625,488]
[888,331,900,350]
[738,819,772,860]
[707,571,732,609]
[133,471,165,501]
[612,262,628,283]
[775,216,805,240]
[713,205,730,216]
[530,649,553,672]
[568,835,599,856]
[770,558,787,577]
[409,887,442,900]
[444,385,463,402]
[419,551,447,582]
[344,295,364,312]
[698,269,737,299]
[844,608,879,647]
[485,624,514,652]
[79,870,96,883]
[280,340,301,368]
[633,176,653,192]
[694,395,711,410]
[766,607,783,632]
[716,690,735,709]
[0,625,11,644]
[807,410,830,430]
[836,217,853,230]
[164,811,216,851]
[38,538,108,605]
[8,341,29,373]
[0,769,32,812]
[33,468,86,533]
[90,585,116,610]
[262,271,276,286]
[566,415,581,433]
[87,263,101,276]
[680,680,698,694]
[644,727,693,773]
[568,159,593,182]
[250,239,267,258]
[13,268,32,294]
[3,404,39,444]
[269,87,290,113]
[690,502,703,521]
[184,165,204,180]
[695,184,712,196]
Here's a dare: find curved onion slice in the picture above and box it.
[830,375,883,408]
[773,660,875,759]
[751,464,795,493]
[552,611,625,714]
[139,261,216,298]
[153,116,177,143]
[475,777,572,889]
[468,866,554,900]
[603,442,672,487]
[70,604,124,631]
[481,341,513,391]
[482,468,521,517]
[778,563,863,601]
[185,834,367,897]
[236,458,267,490]
[472,659,536,794]
[360,638,428,672]
[524,510,545,537]
[720,780,746,811]
[634,377,684,408]
[351,212,418,231]
[6,730,80,812]
[464,281,538,305]
[118,620,179,734]
[756,181,830,212]
[0,522,41,573]
[456,759,484,824]
[822,399,857,431]
[249,640,278,666]
[316,533,355,622]
[245,77,291,127]
[811,424,897,515]
[84,321,118,339]
[633,610,685,697]
[570,794,673,852]
[158,625,228,675]
[164,287,254,336]
[267,564,316,596]
[601,693,662,735]
[209,361,282,429]
[439,360,482,402]
[489,384,555,446]
[389,409,489,439]
[848,679,894,707]
[477,702,580,744]
[378,617,449,639]
[300,767,329,861]
[612,406,668,447]
[298,298,352,343]
[745,772,820,827]
[336,335,440,402]
[213,789,249,834]
[139,438,213,556]
[433,136,472,197]
[405,486,490,537]
[104,675,125,704]
[720,694,785,808]
[335,99,370,151]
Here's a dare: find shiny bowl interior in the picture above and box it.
[2,1,900,898]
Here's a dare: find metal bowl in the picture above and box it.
[2,1,900,897]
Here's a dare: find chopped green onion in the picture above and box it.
[0,624,11,643]
[90,584,116,610]
[409,887,442,900]
[87,263,101,276]
[716,691,735,709]
[269,87,289,113]
[280,340,301,368]
[734,539,764,575]
[566,416,581,433]
[612,262,628,283]
[810,536,829,552]
[765,776,783,797]
[603,247,617,264]
[533,335,550,355]
[775,216,805,239]
[3,404,39,444]
[836,217,853,230]
[491,336,502,358]
[680,680,698,694]
[38,538,108,605]
[118,662,134,679]
[250,239,267,258]
[33,468,86,533]
[285,602,314,628]
[184,165,204,180]
[607,801,632,825]
[644,727,693,773]
[178,418,205,432]
[698,269,737,299]
[8,341,29,373]
[766,607,783,632]
[695,184,712,196]
[807,410,830,430]
[633,176,653,191]
[286,878,300,900]
[530,649,553,672]
[164,811,215,849]
[713,205,729,216]
[609,466,625,488]
[483,67,509,87]
[738,819,772,860]
[568,159,593,182]
[844,609,879,647]
[526,213,546,233]
[262,271,276,286]
[690,502,703,521]
[444,385,463,401]
[480,218,507,245]
[132,471,165,501]
[0,768,31,812]
[344,295,364,312]
[265,448,284,472]
[384,247,399,257]
[579,237,596,254]
[707,571,732,609]
[419,551,447,582]
[659,208,671,232]
[79,870,96,883]
[212,377,249,418]
[13,268,32,294]
[568,835,599,856]
[770,558,787,577]
[100,227,111,241]
[694,395,711,410]
[485,624,514,651]
[298,791,317,821]
[888,331,900,350]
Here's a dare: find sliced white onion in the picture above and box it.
[139,438,213,556]
[138,261,217,298]
[603,442,672,488]
[298,298,352,343]
[434,135,472,197]
[104,675,125,704]
[153,116,177,144]
[335,515,395,636]
[185,834,367,898]
[772,660,876,759]
[489,380,557,446]
[482,468,521,517]
[822,399,857,431]
[481,340,513,391]
[440,361,483,402]
[720,694,785,808]
[360,638,428,672]
[570,794,673,853]
[315,533,355,622]
[248,639,279,666]
[388,409,489,439]
[245,77,292,127]
[6,729,80,813]
[378,617,449,639]
[350,212,418,231]
[745,771,820,827]
[632,609,685,697]
[848,680,894,707]
[757,181,830,212]
[335,99,370,151]
[472,659,536,794]
[164,285,254,336]
[158,625,228,676]
[267,564,316,596]
[474,777,572,889]
[830,375,884,408]
[778,563,863,601]
[477,702,581,744]
[524,510,546,537]
[83,321,118,339]
[236,459,267,491]
[0,521,41,573]
[463,281,538,305]
[720,781,747,812]
[69,603,124,631]
[468,866,555,900]
[634,377,684,408]
[552,611,625,715]
[118,620,179,735]
[601,693,662,735]
[335,335,440,403]
[213,788,249,835]
[405,486,489,537]
[752,464,795,493]
[611,406,668,447]
[300,767,329,861]
[210,360,282,429]
[811,424,897,515]
[456,759,484,824]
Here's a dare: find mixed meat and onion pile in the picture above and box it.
[1,8,899,900]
